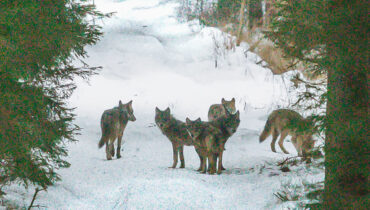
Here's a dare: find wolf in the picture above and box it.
[259,109,315,157]
[155,107,195,169]
[208,98,236,121]
[186,109,240,174]
[98,100,136,160]
[185,118,224,174]
[209,108,240,171]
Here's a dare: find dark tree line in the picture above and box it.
[0,0,110,191]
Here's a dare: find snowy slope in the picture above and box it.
[3,0,323,209]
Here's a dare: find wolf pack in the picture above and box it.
[98,99,316,175]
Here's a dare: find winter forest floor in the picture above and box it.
[3,0,324,209]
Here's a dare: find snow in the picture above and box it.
[3,0,324,209]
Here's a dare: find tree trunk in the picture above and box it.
[236,0,246,46]
[248,0,262,29]
[324,1,369,209]
[264,0,275,27]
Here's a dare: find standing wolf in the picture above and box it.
[186,109,240,174]
[155,107,195,169]
[208,98,236,121]
[98,100,136,160]
[185,118,223,174]
[259,109,315,157]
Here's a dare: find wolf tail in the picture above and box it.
[259,117,273,143]
[98,137,105,149]
[98,120,109,149]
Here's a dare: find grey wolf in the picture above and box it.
[155,107,195,169]
[186,109,240,174]
[259,109,315,157]
[98,100,136,160]
[208,98,236,121]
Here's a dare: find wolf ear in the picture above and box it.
[165,107,170,114]
[128,100,133,105]
[119,100,123,107]
[221,98,226,103]
[196,117,201,122]
[186,117,191,124]
[234,110,240,118]
[231,98,235,102]
[155,107,160,113]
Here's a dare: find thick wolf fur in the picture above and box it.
[155,107,195,169]
[259,109,315,157]
[98,100,136,160]
[186,110,240,174]
[208,98,236,121]
[186,118,223,174]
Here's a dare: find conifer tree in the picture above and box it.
[265,0,368,208]
[0,0,110,189]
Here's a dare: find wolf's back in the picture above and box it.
[208,104,225,121]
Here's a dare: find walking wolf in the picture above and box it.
[259,109,315,157]
[98,100,136,160]
[208,98,236,121]
[155,107,195,169]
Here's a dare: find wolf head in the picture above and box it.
[223,109,240,136]
[221,97,236,114]
[296,117,316,156]
[119,100,136,122]
[185,117,202,140]
[155,107,171,130]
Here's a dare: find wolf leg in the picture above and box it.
[220,143,226,170]
[195,148,203,171]
[105,141,112,160]
[116,133,123,159]
[179,145,185,168]
[271,128,279,153]
[291,136,301,156]
[170,142,178,168]
[208,154,216,175]
[217,149,224,174]
[200,154,207,173]
[295,137,303,157]
[278,131,290,154]
[110,140,115,157]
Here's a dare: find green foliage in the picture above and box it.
[216,0,241,22]
[265,0,327,68]
[266,1,368,208]
[264,0,328,136]
[274,179,324,208]
[0,0,110,189]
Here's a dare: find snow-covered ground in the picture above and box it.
[3,0,323,209]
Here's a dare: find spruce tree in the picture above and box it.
[0,0,110,189]
[265,0,368,208]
